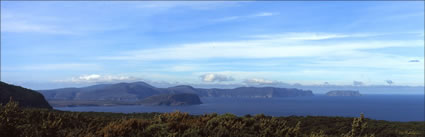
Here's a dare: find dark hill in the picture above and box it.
[0,81,52,109]
[40,82,314,102]
[140,93,202,106]
[161,85,209,96]
[41,82,160,101]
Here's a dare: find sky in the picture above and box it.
[1,1,424,90]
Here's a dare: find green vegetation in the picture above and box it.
[1,100,423,137]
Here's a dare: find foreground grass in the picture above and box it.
[1,101,423,137]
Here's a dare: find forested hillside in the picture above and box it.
[0,81,52,109]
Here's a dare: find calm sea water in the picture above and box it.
[55,95,424,122]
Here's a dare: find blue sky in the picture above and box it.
[1,1,424,89]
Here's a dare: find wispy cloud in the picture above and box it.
[55,74,141,83]
[2,2,423,88]
[1,9,128,35]
[214,12,278,22]
[308,55,424,70]
[99,32,423,61]
[252,12,276,17]
[1,21,75,34]
[3,63,102,71]
[250,32,357,40]
[1,12,76,34]
[134,1,241,11]
[169,65,199,72]
[243,78,288,86]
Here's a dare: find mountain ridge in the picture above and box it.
[39,81,314,101]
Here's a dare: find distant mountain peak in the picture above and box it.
[112,81,155,88]
[172,85,195,89]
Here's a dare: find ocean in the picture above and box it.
[55,94,424,122]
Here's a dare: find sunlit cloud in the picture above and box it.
[55,74,141,83]
[243,78,288,86]
[200,73,234,82]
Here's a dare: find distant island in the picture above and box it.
[326,90,362,96]
[140,93,202,106]
[39,81,313,107]
[0,81,52,109]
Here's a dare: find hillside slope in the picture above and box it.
[0,81,52,109]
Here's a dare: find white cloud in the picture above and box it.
[214,12,278,22]
[193,68,424,86]
[200,73,234,82]
[92,31,424,86]
[1,21,74,34]
[214,16,243,22]
[1,9,126,35]
[249,32,375,40]
[244,78,274,84]
[1,12,75,34]
[3,63,102,71]
[77,74,101,81]
[243,78,287,85]
[252,12,276,17]
[56,74,140,83]
[134,1,240,10]
[169,65,198,72]
[99,32,423,61]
